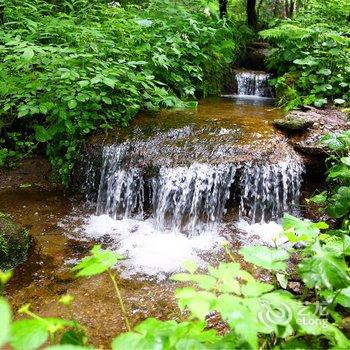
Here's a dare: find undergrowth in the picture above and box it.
[0,0,246,183]
[260,0,350,110]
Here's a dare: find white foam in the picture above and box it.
[235,219,288,247]
[77,214,223,279]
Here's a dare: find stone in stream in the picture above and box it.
[273,117,313,133]
[0,212,29,269]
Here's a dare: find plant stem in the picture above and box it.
[108,269,131,332]
[224,245,235,262]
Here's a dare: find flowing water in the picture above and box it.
[235,70,273,97]
[2,71,308,346]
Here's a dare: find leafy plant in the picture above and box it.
[0,0,241,183]
[260,0,350,109]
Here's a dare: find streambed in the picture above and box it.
[2,95,308,347]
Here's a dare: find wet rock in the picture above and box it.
[273,117,313,133]
[0,212,29,269]
[273,107,349,157]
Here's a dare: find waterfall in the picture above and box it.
[90,144,304,235]
[235,71,272,97]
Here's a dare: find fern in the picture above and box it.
[260,23,312,42]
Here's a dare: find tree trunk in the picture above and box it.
[289,0,295,18]
[247,0,257,28]
[219,0,228,18]
[0,5,4,25]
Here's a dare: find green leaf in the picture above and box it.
[334,98,346,105]
[10,319,48,350]
[0,297,11,347]
[135,19,153,27]
[240,281,273,297]
[45,346,91,350]
[328,187,350,219]
[102,77,116,89]
[318,68,331,76]
[102,96,112,105]
[22,47,34,60]
[314,98,327,107]
[183,260,198,274]
[341,157,350,167]
[282,214,325,242]
[34,126,52,143]
[68,100,77,110]
[276,273,288,289]
[215,294,258,349]
[111,332,145,350]
[240,246,289,271]
[298,241,350,289]
[324,235,350,256]
[72,245,123,277]
[308,192,327,205]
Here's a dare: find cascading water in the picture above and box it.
[74,98,305,277]
[235,71,272,97]
[89,143,303,236]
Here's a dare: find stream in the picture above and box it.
[2,71,308,347]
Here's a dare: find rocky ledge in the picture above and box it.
[273,106,349,156]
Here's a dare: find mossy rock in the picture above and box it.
[273,117,314,133]
[0,212,29,270]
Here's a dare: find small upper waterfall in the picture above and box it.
[235,71,273,97]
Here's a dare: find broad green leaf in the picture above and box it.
[276,273,288,289]
[327,187,350,218]
[72,245,123,277]
[240,281,273,297]
[183,261,198,274]
[334,98,346,105]
[314,98,327,107]
[216,294,258,349]
[135,19,153,27]
[324,234,350,256]
[0,297,11,347]
[102,96,112,105]
[111,332,146,350]
[102,77,116,89]
[45,346,91,350]
[240,245,289,271]
[298,241,350,289]
[341,157,350,167]
[283,214,325,242]
[22,47,34,60]
[34,126,52,143]
[68,100,77,110]
[308,191,327,205]
[10,319,48,350]
[318,68,331,76]
[0,270,13,284]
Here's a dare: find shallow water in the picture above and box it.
[2,97,298,347]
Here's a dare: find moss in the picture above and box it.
[0,212,29,270]
[273,117,313,133]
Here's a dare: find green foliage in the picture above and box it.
[72,245,123,277]
[2,238,350,349]
[112,319,220,350]
[298,240,350,290]
[239,245,289,271]
[0,297,11,347]
[308,131,350,224]
[0,0,239,182]
[260,0,350,109]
